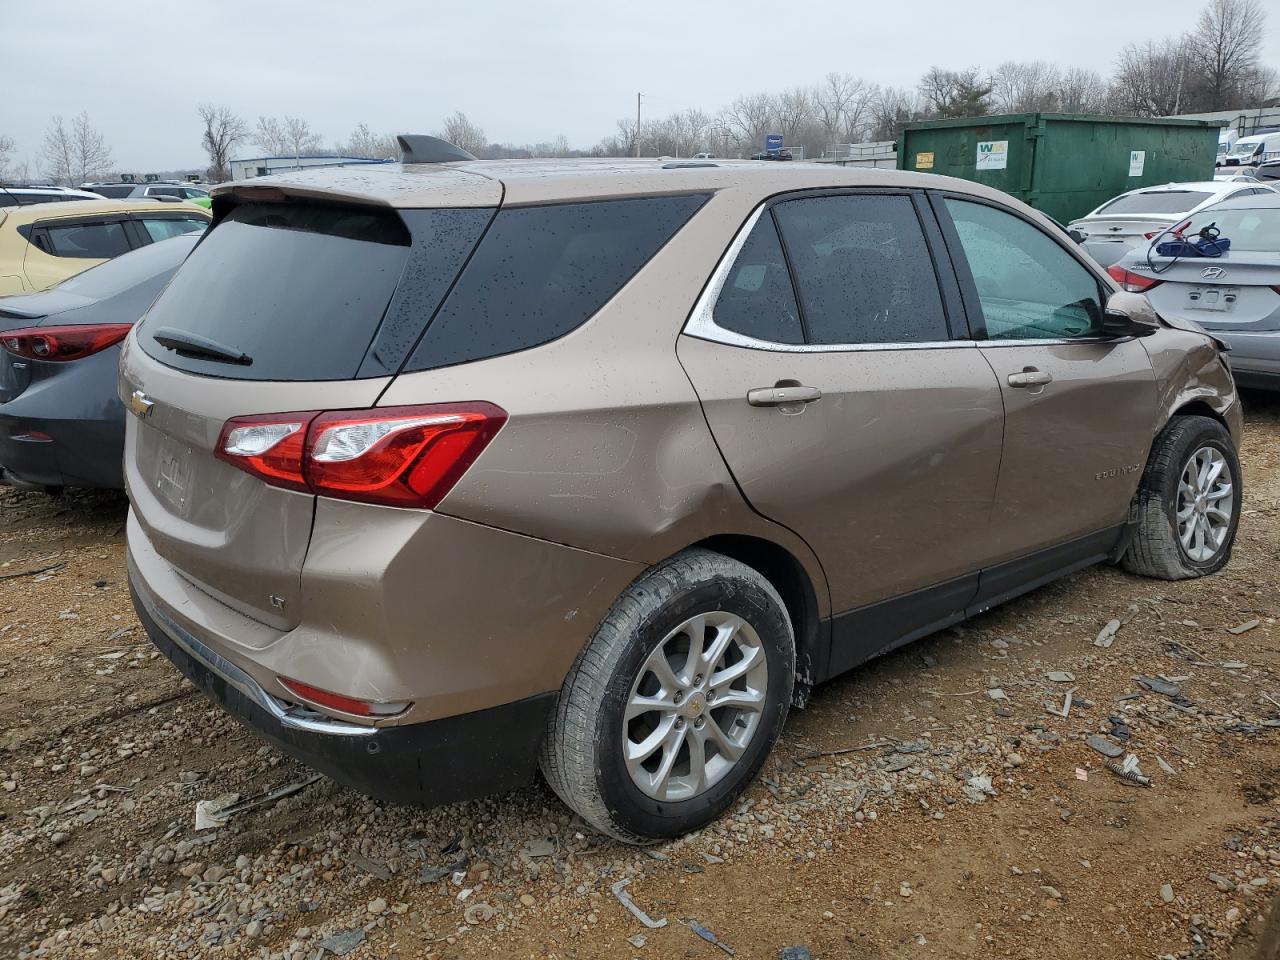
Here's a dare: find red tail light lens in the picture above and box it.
[1106,264,1163,293]
[215,413,316,492]
[279,676,410,718]
[215,402,506,508]
[0,323,133,362]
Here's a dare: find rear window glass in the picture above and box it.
[1097,191,1212,215]
[88,185,134,198]
[58,233,195,299]
[1185,206,1280,252]
[138,203,412,381]
[406,194,710,371]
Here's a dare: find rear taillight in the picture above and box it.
[1107,264,1163,293]
[215,402,507,509]
[0,323,133,362]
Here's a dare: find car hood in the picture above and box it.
[0,289,96,322]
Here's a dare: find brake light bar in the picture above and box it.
[0,323,133,362]
[1106,264,1163,293]
[215,402,507,509]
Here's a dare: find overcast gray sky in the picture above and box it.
[5,0,1279,172]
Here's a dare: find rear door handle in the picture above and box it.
[1007,369,1053,388]
[747,385,823,406]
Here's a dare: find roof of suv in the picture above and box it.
[210,158,985,210]
[0,198,211,223]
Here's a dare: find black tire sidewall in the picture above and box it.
[1157,421,1242,575]
[593,573,793,840]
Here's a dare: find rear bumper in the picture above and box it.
[130,567,557,806]
[1221,335,1280,390]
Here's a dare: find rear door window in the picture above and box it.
[406,194,709,371]
[712,214,803,344]
[137,217,207,242]
[772,194,949,345]
[34,220,132,258]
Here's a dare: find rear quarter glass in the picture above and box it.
[404,193,710,372]
[136,203,490,382]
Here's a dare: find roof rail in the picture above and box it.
[396,135,477,164]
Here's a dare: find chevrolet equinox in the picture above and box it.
[122,138,1243,842]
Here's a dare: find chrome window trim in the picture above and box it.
[683,201,975,354]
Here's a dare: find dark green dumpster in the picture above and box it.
[897,113,1221,225]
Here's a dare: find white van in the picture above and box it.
[1220,131,1280,168]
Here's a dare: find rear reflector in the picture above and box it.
[216,402,507,508]
[1106,264,1163,293]
[0,323,133,362]
[279,677,410,718]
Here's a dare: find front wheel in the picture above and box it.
[1122,415,1242,580]
[540,549,794,842]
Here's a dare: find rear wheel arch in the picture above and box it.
[689,534,823,693]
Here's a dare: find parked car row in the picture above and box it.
[1,181,212,208]
[0,143,1266,840]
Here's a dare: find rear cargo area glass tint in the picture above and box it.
[138,203,413,381]
[406,193,710,371]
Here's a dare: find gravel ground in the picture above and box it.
[2,392,1280,960]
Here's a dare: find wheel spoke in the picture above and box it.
[626,692,674,722]
[681,614,707,681]
[1179,516,1197,549]
[685,728,708,794]
[626,713,676,765]
[650,725,686,797]
[1202,456,1225,490]
[701,619,737,673]
[1205,504,1231,524]
[702,715,745,761]
[710,687,766,713]
[1205,482,1232,504]
[710,643,765,688]
[646,651,681,694]
[1176,501,1196,521]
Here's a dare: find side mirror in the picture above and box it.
[1102,291,1160,338]
[1067,228,1085,244]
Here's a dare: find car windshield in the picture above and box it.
[1226,141,1262,160]
[55,233,199,299]
[1183,206,1280,253]
[1097,191,1213,215]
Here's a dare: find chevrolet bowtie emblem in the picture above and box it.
[129,390,155,418]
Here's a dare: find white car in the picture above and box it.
[1069,180,1276,267]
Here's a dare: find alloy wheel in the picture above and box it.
[623,612,769,801]
[1176,445,1234,563]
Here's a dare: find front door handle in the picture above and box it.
[747,385,823,406]
[1007,368,1053,388]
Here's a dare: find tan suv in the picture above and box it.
[122,142,1242,842]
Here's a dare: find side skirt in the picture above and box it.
[819,524,1128,683]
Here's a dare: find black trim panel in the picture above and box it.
[819,524,1129,683]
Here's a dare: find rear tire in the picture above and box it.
[1122,415,1241,580]
[540,549,794,843]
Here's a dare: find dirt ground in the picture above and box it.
[2,393,1280,960]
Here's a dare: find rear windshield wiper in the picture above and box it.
[151,327,253,366]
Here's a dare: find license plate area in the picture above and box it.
[1187,286,1239,312]
[155,435,194,515]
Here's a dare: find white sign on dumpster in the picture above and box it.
[976,140,1008,170]
[1128,150,1146,176]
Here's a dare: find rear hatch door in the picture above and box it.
[1143,252,1280,334]
[122,191,496,629]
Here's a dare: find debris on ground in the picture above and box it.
[611,878,667,928]
[1094,618,1122,648]
[687,919,735,956]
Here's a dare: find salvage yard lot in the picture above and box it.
[1,394,1279,960]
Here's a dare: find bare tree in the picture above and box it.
[437,112,487,156]
[919,67,992,118]
[868,86,920,140]
[198,104,247,182]
[1189,0,1266,108]
[0,134,14,180]
[41,113,112,186]
[990,60,1062,113]
[813,73,873,148]
[722,93,776,152]
[1112,39,1194,115]
[253,116,289,156]
[1056,67,1111,113]
[339,123,398,160]
[283,116,323,158]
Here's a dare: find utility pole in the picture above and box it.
[636,93,642,158]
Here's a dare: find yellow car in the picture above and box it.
[0,199,210,295]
